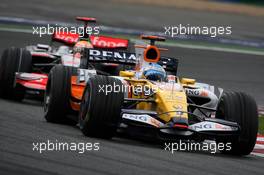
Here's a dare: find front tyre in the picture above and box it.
[79,75,124,139]
[44,65,75,124]
[216,91,258,155]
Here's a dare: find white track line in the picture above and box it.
[0,27,32,33]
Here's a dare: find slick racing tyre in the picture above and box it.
[79,75,124,139]
[44,65,76,124]
[0,47,32,101]
[216,91,258,155]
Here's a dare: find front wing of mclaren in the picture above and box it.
[15,72,48,95]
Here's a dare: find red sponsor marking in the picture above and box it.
[173,124,188,129]
[200,91,208,97]
[215,123,224,129]
[53,32,79,45]
[31,53,51,57]
[90,35,128,48]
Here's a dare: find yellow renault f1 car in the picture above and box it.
[44,36,258,156]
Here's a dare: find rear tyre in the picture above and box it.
[0,47,32,100]
[216,91,258,155]
[44,65,75,124]
[79,75,124,139]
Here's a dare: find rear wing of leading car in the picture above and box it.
[82,48,179,75]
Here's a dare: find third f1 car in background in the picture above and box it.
[44,35,258,156]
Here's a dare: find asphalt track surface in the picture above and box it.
[0,30,264,175]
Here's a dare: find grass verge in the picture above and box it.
[259,116,264,135]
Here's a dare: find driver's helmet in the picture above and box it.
[73,40,93,59]
[142,63,166,81]
[74,40,93,51]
